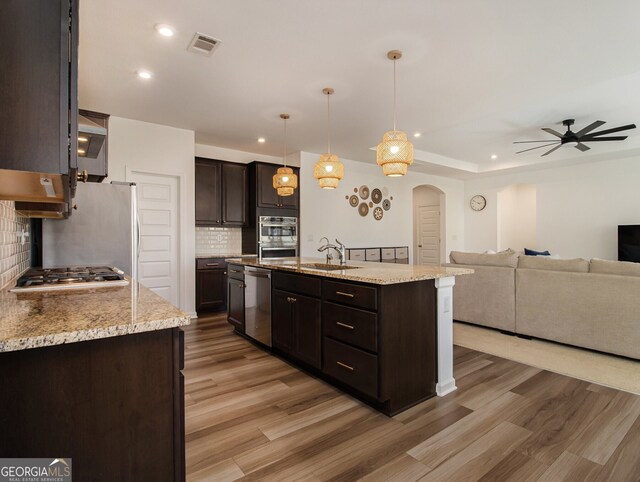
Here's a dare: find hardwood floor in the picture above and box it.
[184,313,640,481]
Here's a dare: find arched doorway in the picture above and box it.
[413,185,446,265]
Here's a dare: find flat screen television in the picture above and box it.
[618,225,640,263]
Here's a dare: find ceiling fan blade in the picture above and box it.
[541,144,563,157]
[513,140,562,144]
[542,127,565,138]
[516,142,560,154]
[574,120,605,137]
[584,124,636,137]
[581,136,628,142]
[575,143,590,152]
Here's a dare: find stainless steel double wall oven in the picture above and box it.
[258,216,298,258]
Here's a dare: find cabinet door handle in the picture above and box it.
[206,263,220,266]
[336,321,355,330]
[337,361,354,371]
[287,297,297,303]
[223,271,227,275]
[336,291,355,298]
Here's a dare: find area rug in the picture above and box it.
[454,322,640,395]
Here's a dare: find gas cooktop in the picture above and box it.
[11,266,129,292]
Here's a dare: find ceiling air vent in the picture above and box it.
[187,32,221,56]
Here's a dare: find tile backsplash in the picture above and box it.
[0,201,30,289]
[196,227,242,256]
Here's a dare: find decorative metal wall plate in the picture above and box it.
[368,201,373,208]
[358,202,369,216]
[349,195,359,207]
[373,207,383,220]
[359,185,370,200]
[382,199,391,211]
[371,188,382,204]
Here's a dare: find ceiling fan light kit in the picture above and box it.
[376,50,414,177]
[314,88,345,189]
[273,114,298,196]
[514,118,636,156]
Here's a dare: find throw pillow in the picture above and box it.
[524,248,550,256]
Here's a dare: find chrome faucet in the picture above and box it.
[318,238,347,265]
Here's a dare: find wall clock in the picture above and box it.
[470,195,487,211]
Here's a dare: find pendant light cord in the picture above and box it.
[327,92,331,153]
[393,58,397,131]
[283,117,287,168]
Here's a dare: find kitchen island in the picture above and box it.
[226,257,472,415]
[0,279,190,481]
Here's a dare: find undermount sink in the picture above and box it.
[299,263,361,271]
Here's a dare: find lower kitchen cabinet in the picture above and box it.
[272,271,322,369]
[227,264,245,332]
[196,258,227,312]
[272,289,321,369]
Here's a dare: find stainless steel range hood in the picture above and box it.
[78,114,107,159]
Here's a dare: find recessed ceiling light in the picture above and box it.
[413,132,421,138]
[77,148,86,155]
[78,136,88,143]
[491,154,498,160]
[155,24,175,37]
[137,70,152,80]
[257,137,266,143]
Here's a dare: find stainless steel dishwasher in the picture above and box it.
[244,267,272,346]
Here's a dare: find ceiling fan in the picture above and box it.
[514,119,636,156]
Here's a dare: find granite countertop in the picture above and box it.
[196,254,255,259]
[225,257,473,285]
[0,278,190,353]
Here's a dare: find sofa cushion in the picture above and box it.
[518,256,589,273]
[590,258,640,277]
[449,251,519,268]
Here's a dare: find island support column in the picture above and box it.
[435,276,457,396]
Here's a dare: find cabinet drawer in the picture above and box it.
[395,258,409,264]
[348,249,365,261]
[273,271,321,297]
[395,247,408,259]
[365,249,380,261]
[228,264,245,280]
[323,302,377,352]
[323,338,378,399]
[381,248,395,260]
[323,280,377,311]
[196,258,227,270]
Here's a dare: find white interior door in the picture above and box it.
[418,205,440,265]
[128,171,180,306]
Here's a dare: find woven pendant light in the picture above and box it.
[376,50,414,177]
[314,88,344,189]
[272,114,297,196]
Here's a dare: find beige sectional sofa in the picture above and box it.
[448,252,640,359]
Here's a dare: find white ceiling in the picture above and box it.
[79,0,640,179]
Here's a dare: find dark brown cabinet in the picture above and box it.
[227,264,245,332]
[256,163,299,209]
[196,258,227,312]
[0,0,78,176]
[0,328,185,481]
[195,158,247,227]
[272,272,322,369]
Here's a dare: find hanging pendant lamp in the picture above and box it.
[314,88,344,189]
[273,114,298,196]
[376,50,414,177]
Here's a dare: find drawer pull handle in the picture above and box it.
[230,269,242,273]
[337,361,354,371]
[336,291,355,298]
[287,297,297,303]
[336,321,354,330]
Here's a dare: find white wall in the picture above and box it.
[464,157,640,259]
[497,184,536,251]
[299,152,465,262]
[108,117,196,315]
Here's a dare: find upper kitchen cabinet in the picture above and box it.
[195,158,247,227]
[252,162,299,211]
[0,0,78,211]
